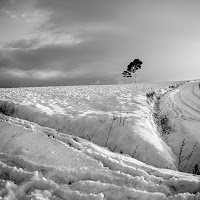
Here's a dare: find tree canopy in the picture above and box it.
[122,59,143,83]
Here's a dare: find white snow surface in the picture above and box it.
[159,81,200,173]
[0,81,200,199]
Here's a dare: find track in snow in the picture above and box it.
[1,113,200,200]
[159,81,200,173]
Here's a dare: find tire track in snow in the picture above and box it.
[192,83,200,100]
[160,81,200,174]
[161,89,187,121]
[165,82,200,121]
[178,83,200,120]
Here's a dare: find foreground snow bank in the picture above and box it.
[0,83,179,169]
[0,113,200,200]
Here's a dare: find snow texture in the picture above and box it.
[0,81,200,199]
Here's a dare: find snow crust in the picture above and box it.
[0,82,200,199]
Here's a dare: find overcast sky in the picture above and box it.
[0,0,200,87]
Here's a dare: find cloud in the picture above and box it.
[3,68,68,80]
[35,0,120,24]
[3,8,50,24]
[1,32,82,50]
[0,0,133,87]
[0,0,32,10]
[33,0,128,41]
[0,25,124,71]
[0,9,18,19]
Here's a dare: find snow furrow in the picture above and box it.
[179,84,200,117]
[192,83,200,100]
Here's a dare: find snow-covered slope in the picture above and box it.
[1,113,200,200]
[0,82,200,199]
[0,83,178,169]
[159,81,200,173]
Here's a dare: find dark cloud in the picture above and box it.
[1,27,127,72]
[0,0,37,23]
[0,64,117,88]
[0,50,18,70]
[35,0,121,24]
[34,0,136,40]
[0,0,36,11]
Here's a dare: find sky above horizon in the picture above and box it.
[0,0,200,87]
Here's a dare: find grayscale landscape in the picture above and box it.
[1,0,200,199]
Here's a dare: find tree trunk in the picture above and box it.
[135,72,136,83]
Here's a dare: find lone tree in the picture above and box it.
[122,59,143,83]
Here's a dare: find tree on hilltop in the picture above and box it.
[122,59,143,83]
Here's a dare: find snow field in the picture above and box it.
[0,113,200,199]
[0,83,180,169]
[1,82,200,199]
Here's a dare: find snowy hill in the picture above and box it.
[0,81,200,199]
